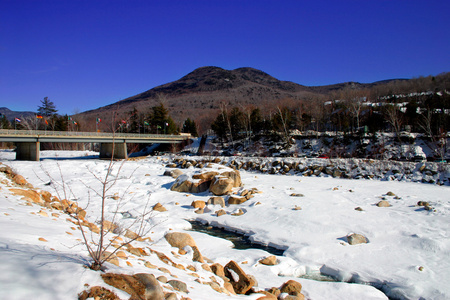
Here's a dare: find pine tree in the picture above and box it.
[182,118,198,137]
[37,97,58,117]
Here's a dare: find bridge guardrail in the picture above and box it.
[0,129,191,140]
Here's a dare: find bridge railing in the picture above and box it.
[0,129,190,140]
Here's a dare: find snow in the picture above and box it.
[1,150,449,299]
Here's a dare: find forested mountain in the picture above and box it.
[70,67,449,133]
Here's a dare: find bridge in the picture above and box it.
[0,129,191,161]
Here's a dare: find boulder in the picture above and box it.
[165,232,197,249]
[210,263,225,277]
[210,176,234,196]
[224,260,256,294]
[347,233,368,245]
[191,200,206,209]
[170,174,210,194]
[231,209,245,216]
[280,280,302,296]
[228,195,247,205]
[101,273,164,300]
[376,200,391,207]
[165,232,204,262]
[216,209,226,217]
[167,280,188,293]
[164,169,184,178]
[207,196,225,207]
[134,273,165,300]
[192,171,219,181]
[78,286,120,300]
[13,175,27,185]
[9,188,43,205]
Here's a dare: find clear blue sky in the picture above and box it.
[1,0,449,115]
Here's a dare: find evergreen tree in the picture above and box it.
[211,112,228,141]
[129,107,140,133]
[182,118,198,137]
[37,97,58,117]
[250,108,263,134]
[148,103,177,134]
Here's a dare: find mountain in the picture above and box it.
[75,66,439,133]
[0,107,36,123]
[76,67,324,132]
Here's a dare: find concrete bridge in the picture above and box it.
[0,129,191,161]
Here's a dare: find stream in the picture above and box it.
[187,219,395,298]
[187,220,336,282]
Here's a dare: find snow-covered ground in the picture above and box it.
[1,150,449,299]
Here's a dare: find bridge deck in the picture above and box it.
[0,129,191,144]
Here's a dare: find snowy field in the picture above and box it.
[0,150,449,299]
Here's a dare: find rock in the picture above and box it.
[192,171,219,181]
[386,191,396,196]
[210,263,225,277]
[39,190,53,203]
[102,220,118,232]
[224,260,256,294]
[290,193,304,197]
[201,263,212,272]
[100,251,120,267]
[259,255,278,265]
[165,292,178,300]
[231,209,245,216]
[280,280,302,296]
[224,281,236,295]
[78,286,120,300]
[210,176,234,196]
[167,280,188,293]
[354,207,364,211]
[207,196,225,207]
[228,195,247,205]
[153,203,167,212]
[164,169,184,178]
[9,188,43,205]
[13,175,27,185]
[240,189,249,197]
[216,209,226,217]
[194,208,204,214]
[191,200,206,209]
[376,200,391,207]
[124,229,140,240]
[101,273,164,300]
[134,273,165,300]
[417,201,430,207]
[347,233,368,245]
[170,174,210,193]
[165,232,196,249]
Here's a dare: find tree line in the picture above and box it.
[210,88,450,144]
[1,98,199,137]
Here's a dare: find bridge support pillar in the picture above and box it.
[16,142,40,161]
[99,142,128,160]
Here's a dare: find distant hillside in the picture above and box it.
[0,107,36,123]
[75,66,449,133]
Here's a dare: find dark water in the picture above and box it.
[187,220,285,256]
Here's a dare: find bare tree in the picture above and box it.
[384,104,404,142]
[40,151,153,271]
[276,106,291,145]
[419,110,447,161]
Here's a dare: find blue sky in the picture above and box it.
[1,0,449,115]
